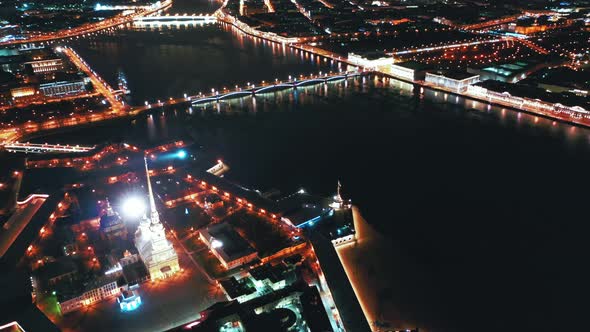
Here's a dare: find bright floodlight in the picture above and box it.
[211,239,223,249]
[122,197,146,218]
[176,150,187,159]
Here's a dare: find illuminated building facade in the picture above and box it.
[390,61,429,81]
[134,157,180,280]
[348,51,393,69]
[24,59,63,74]
[467,83,589,117]
[58,279,119,314]
[425,71,480,92]
[39,78,89,97]
[10,86,36,99]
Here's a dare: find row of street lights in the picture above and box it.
[141,69,352,107]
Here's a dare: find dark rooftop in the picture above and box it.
[219,276,256,299]
[249,262,290,283]
[204,222,257,261]
[428,69,478,80]
[350,50,389,60]
[122,260,149,285]
[37,256,77,282]
[99,212,123,230]
[393,60,430,71]
[167,283,333,332]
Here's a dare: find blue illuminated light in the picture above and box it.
[176,150,187,159]
[119,295,142,312]
[298,215,323,228]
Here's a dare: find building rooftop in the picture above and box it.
[428,69,478,80]
[476,61,533,77]
[307,231,371,332]
[172,282,334,331]
[219,276,256,299]
[351,50,389,60]
[525,67,590,91]
[392,60,430,71]
[54,274,119,303]
[37,256,77,282]
[100,213,122,230]
[122,260,149,285]
[201,222,257,262]
[249,262,290,284]
[283,205,331,227]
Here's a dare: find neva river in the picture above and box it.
[40,1,589,331]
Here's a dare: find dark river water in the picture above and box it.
[33,0,590,331]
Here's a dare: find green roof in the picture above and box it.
[0,49,20,57]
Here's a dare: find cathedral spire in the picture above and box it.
[144,157,160,224]
[105,197,115,216]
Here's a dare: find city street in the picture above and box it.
[61,47,126,113]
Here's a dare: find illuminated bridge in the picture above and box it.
[135,71,363,110]
[188,72,362,104]
[133,14,217,25]
[2,142,95,154]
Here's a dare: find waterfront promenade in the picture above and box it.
[213,6,590,130]
[0,0,173,47]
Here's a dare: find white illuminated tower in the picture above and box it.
[134,157,180,280]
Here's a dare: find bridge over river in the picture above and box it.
[1,142,95,154]
[0,71,365,150]
[133,13,217,26]
[134,71,363,112]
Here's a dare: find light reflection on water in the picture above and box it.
[69,22,337,105]
[113,76,590,149]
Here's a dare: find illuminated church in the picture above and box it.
[134,157,180,280]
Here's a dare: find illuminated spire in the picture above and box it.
[105,198,115,216]
[336,180,343,203]
[144,157,160,225]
